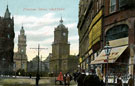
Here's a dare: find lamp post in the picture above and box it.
[104,41,111,86]
[30,44,48,86]
[41,55,42,76]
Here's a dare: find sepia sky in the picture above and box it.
[0,0,79,61]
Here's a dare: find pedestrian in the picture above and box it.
[66,74,71,86]
[128,75,134,86]
[56,72,64,85]
[76,69,86,86]
[73,72,76,82]
[99,74,105,86]
[117,75,122,86]
[29,73,32,78]
[63,74,67,86]
[83,69,101,86]
[73,70,81,82]
[36,74,40,86]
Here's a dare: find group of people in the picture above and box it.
[56,70,134,86]
[73,70,134,86]
[56,72,72,86]
[73,70,105,86]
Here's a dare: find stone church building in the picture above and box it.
[0,5,15,74]
[49,18,78,75]
[14,26,27,72]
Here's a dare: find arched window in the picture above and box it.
[106,24,128,41]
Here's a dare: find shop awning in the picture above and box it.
[91,46,128,64]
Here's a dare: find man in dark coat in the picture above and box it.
[36,74,40,86]
[63,74,67,86]
[83,75,101,86]
[128,75,134,86]
[117,77,122,86]
[77,70,86,86]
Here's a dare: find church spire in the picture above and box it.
[20,25,25,35]
[4,5,11,19]
[60,17,63,24]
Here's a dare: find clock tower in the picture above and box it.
[18,26,27,54]
[14,26,27,72]
[50,18,70,74]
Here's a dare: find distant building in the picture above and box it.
[27,56,39,73]
[42,53,52,73]
[27,55,50,74]
[50,18,78,75]
[14,26,27,72]
[0,5,15,74]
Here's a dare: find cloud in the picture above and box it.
[14,12,78,61]
[69,35,79,41]
[66,23,77,29]
[70,43,79,55]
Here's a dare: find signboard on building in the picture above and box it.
[89,9,103,49]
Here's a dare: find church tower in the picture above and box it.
[13,26,27,73]
[50,18,70,74]
[18,26,27,54]
[0,5,15,73]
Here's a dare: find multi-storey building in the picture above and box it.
[78,0,135,76]
[0,5,15,74]
[14,26,27,72]
[50,18,78,75]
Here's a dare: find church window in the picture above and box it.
[8,24,10,28]
[106,24,128,41]
[22,63,25,69]
[7,34,10,39]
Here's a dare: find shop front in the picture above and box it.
[91,45,129,83]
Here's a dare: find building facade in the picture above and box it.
[27,56,39,73]
[78,0,135,76]
[14,26,27,72]
[50,18,78,75]
[42,53,51,73]
[0,5,15,74]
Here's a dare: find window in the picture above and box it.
[8,24,10,28]
[119,0,127,9]
[99,0,102,8]
[7,34,10,39]
[110,0,116,13]
[22,63,25,69]
[106,24,128,41]
[97,0,99,12]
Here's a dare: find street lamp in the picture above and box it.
[104,41,111,86]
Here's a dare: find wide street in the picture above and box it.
[0,76,77,86]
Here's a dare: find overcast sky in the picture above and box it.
[0,0,79,61]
